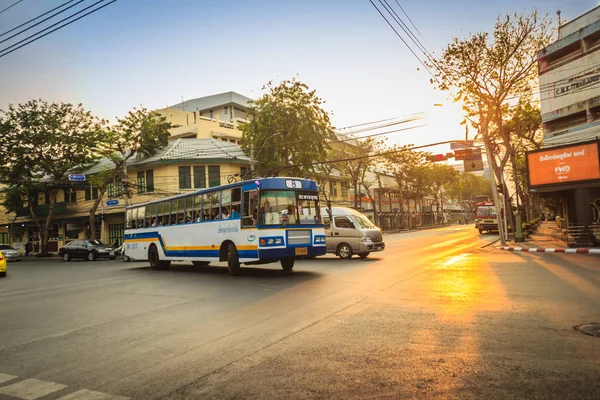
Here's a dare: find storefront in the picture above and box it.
[527,140,600,245]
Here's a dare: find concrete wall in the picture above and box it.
[560,6,600,38]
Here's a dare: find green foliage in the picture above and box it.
[0,100,103,252]
[241,78,336,176]
[86,108,172,236]
[445,172,492,202]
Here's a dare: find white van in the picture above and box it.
[321,207,385,259]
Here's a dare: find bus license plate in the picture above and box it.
[295,247,307,256]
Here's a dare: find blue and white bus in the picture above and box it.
[123,177,327,275]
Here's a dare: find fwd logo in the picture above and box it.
[554,165,571,174]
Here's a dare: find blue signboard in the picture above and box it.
[106,199,119,206]
[68,174,86,181]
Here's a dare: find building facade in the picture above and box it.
[4,139,250,253]
[534,6,600,244]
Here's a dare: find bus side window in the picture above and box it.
[242,190,258,227]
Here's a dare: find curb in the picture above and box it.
[500,246,600,254]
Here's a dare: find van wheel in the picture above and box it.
[192,261,210,267]
[337,244,353,259]
[358,253,370,259]
[281,258,294,272]
[478,228,483,234]
[227,243,240,275]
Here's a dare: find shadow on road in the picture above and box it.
[125,263,322,280]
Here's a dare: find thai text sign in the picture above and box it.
[527,142,600,187]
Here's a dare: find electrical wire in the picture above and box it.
[0,0,116,58]
[0,0,85,45]
[368,0,438,81]
[0,0,24,15]
[0,0,77,37]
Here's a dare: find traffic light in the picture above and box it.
[426,154,449,162]
[454,148,474,161]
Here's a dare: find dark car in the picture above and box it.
[58,240,117,261]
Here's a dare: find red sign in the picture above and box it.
[527,142,600,187]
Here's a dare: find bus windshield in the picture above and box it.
[259,190,321,226]
[476,205,497,218]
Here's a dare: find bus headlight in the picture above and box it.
[275,238,282,245]
[267,239,274,245]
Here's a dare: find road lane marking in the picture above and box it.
[0,372,18,384]
[58,389,129,400]
[0,378,67,399]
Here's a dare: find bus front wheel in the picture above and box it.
[281,258,294,272]
[227,243,240,275]
[478,228,483,234]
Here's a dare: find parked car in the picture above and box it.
[321,207,385,259]
[0,244,22,262]
[58,240,117,261]
[0,252,6,277]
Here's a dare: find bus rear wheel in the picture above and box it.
[227,243,240,276]
[148,244,170,270]
[281,258,294,272]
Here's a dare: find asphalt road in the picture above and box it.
[0,226,599,399]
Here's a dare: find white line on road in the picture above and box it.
[58,388,129,400]
[0,372,18,384]
[0,378,67,399]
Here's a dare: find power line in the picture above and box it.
[368,0,437,80]
[394,1,433,54]
[0,0,116,58]
[0,0,84,45]
[0,0,24,15]
[0,0,77,38]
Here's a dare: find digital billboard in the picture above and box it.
[527,141,600,188]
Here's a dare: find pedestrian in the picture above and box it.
[25,241,31,257]
[112,239,118,249]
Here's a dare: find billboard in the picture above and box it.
[527,141,600,188]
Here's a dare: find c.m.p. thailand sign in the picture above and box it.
[555,70,600,97]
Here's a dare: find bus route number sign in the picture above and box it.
[285,180,303,189]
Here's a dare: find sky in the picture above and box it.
[0,0,596,154]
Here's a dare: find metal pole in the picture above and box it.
[101,201,105,243]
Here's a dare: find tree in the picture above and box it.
[334,137,384,210]
[241,78,336,177]
[428,164,459,221]
[86,108,172,237]
[384,146,426,228]
[427,11,554,231]
[0,100,103,254]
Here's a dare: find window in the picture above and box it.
[334,216,354,229]
[221,138,228,142]
[230,139,235,143]
[329,181,337,197]
[341,182,349,198]
[109,224,124,247]
[208,166,220,187]
[64,189,77,203]
[146,170,154,192]
[85,187,99,201]
[194,166,206,188]
[108,181,122,197]
[193,111,197,123]
[179,166,191,189]
[209,109,213,119]
[137,171,145,193]
[240,166,248,179]
[224,106,228,115]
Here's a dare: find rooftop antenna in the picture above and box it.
[557,10,562,27]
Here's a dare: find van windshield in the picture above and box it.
[350,214,376,229]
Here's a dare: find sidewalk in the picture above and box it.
[498,221,600,254]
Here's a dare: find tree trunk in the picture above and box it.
[397,178,405,229]
[89,190,105,241]
[41,188,57,255]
